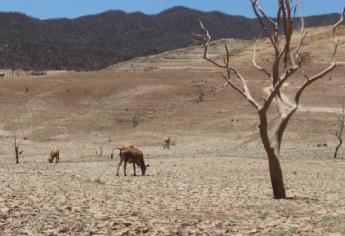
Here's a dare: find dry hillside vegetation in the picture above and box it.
[0,25,345,235]
[0,7,340,71]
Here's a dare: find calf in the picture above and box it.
[115,146,148,176]
[48,150,59,163]
[163,136,171,149]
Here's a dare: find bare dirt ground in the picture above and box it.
[0,25,345,235]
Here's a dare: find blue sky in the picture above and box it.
[0,1,344,19]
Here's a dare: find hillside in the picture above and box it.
[0,6,343,70]
[0,25,344,144]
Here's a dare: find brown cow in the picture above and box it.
[48,150,59,163]
[114,145,148,176]
[163,136,171,149]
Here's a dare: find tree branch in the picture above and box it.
[197,20,261,110]
[251,0,279,54]
[273,9,345,152]
[253,38,272,78]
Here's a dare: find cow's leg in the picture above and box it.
[116,160,123,176]
[123,161,127,176]
[133,163,136,176]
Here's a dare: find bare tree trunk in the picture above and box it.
[334,138,343,159]
[15,146,19,164]
[13,125,19,164]
[259,112,286,199]
[334,101,344,159]
[13,124,23,164]
[268,153,286,199]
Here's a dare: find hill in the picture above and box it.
[0,6,343,70]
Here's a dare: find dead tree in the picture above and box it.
[13,125,23,164]
[132,115,140,127]
[196,85,205,103]
[334,101,345,159]
[95,142,104,157]
[195,1,345,199]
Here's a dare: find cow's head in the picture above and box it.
[140,164,149,176]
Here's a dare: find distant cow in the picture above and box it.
[163,136,171,149]
[114,145,149,176]
[48,150,60,163]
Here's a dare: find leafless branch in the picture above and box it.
[253,38,272,78]
[251,0,279,53]
[292,0,309,67]
[197,20,261,110]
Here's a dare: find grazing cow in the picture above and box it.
[163,136,171,149]
[111,144,135,160]
[114,145,149,176]
[48,150,59,163]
